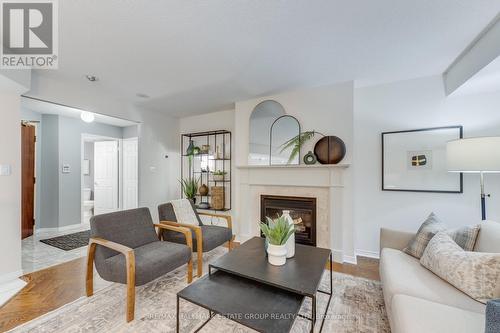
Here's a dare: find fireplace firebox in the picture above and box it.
[260,195,317,246]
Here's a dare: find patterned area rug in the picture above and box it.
[40,230,90,251]
[11,248,389,333]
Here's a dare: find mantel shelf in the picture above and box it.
[236,163,350,170]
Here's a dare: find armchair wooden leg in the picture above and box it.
[228,239,233,251]
[196,247,203,277]
[187,257,193,283]
[86,243,96,297]
[197,238,203,277]
[126,253,136,322]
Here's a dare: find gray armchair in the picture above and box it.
[86,207,193,322]
[158,201,233,277]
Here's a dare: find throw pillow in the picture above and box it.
[403,213,446,258]
[420,232,500,304]
[447,224,481,251]
[170,199,200,226]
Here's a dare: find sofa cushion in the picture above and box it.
[391,294,485,333]
[403,213,446,258]
[163,225,232,252]
[90,208,159,261]
[96,241,192,286]
[158,200,203,226]
[475,221,500,253]
[421,232,500,303]
[380,248,485,315]
[447,224,481,251]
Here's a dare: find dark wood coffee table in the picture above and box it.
[176,237,332,333]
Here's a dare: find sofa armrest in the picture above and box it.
[380,228,415,252]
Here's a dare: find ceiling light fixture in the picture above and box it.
[86,75,98,82]
[81,111,95,123]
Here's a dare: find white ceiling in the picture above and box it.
[33,1,500,117]
[21,97,138,127]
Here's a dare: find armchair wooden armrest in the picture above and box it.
[86,237,136,322]
[154,223,194,283]
[197,212,233,230]
[155,221,203,277]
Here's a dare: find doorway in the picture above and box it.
[21,122,36,239]
[81,135,139,224]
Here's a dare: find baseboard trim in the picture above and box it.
[342,255,357,265]
[35,222,90,235]
[355,249,380,260]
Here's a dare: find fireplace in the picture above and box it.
[260,195,317,246]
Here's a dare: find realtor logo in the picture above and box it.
[1,0,58,68]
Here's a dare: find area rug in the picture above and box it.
[40,230,90,251]
[11,248,389,333]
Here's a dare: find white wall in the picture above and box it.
[353,75,500,256]
[234,82,354,166]
[27,75,181,222]
[0,93,22,281]
[137,108,180,220]
[234,82,355,258]
[179,109,236,228]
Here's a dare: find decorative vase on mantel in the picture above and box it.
[282,210,295,258]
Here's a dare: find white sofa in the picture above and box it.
[380,221,500,333]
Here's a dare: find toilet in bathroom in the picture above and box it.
[83,188,94,224]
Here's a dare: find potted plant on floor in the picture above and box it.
[259,216,295,266]
[180,176,200,204]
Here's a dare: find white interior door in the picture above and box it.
[122,138,138,210]
[94,140,119,215]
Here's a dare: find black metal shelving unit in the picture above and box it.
[180,130,232,211]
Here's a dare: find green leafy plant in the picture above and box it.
[280,131,321,164]
[180,176,200,199]
[212,170,227,176]
[259,216,295,246]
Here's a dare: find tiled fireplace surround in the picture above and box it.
[235,164,351,263]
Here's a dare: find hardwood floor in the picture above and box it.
[0,245,379,332]
[0,257,89,332]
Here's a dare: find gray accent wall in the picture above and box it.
[58,116,124,227]
[39,114,59,229]
[123,125,138,139]
[32,113,134,229]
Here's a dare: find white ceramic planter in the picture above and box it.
[267,244,287,266]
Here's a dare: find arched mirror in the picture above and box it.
[270,115,301,165]
[248,100,286,165]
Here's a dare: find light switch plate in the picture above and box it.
[0,164,12,176]
[62,164,71,174]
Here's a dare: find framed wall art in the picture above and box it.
[382,126,463,193]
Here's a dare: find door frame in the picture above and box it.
[81,134,123,224]
[122,137,139,210]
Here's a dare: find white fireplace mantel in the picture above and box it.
[236,163,350,188]
[234,163,352,263]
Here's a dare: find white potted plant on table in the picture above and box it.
[259,216,295,266]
